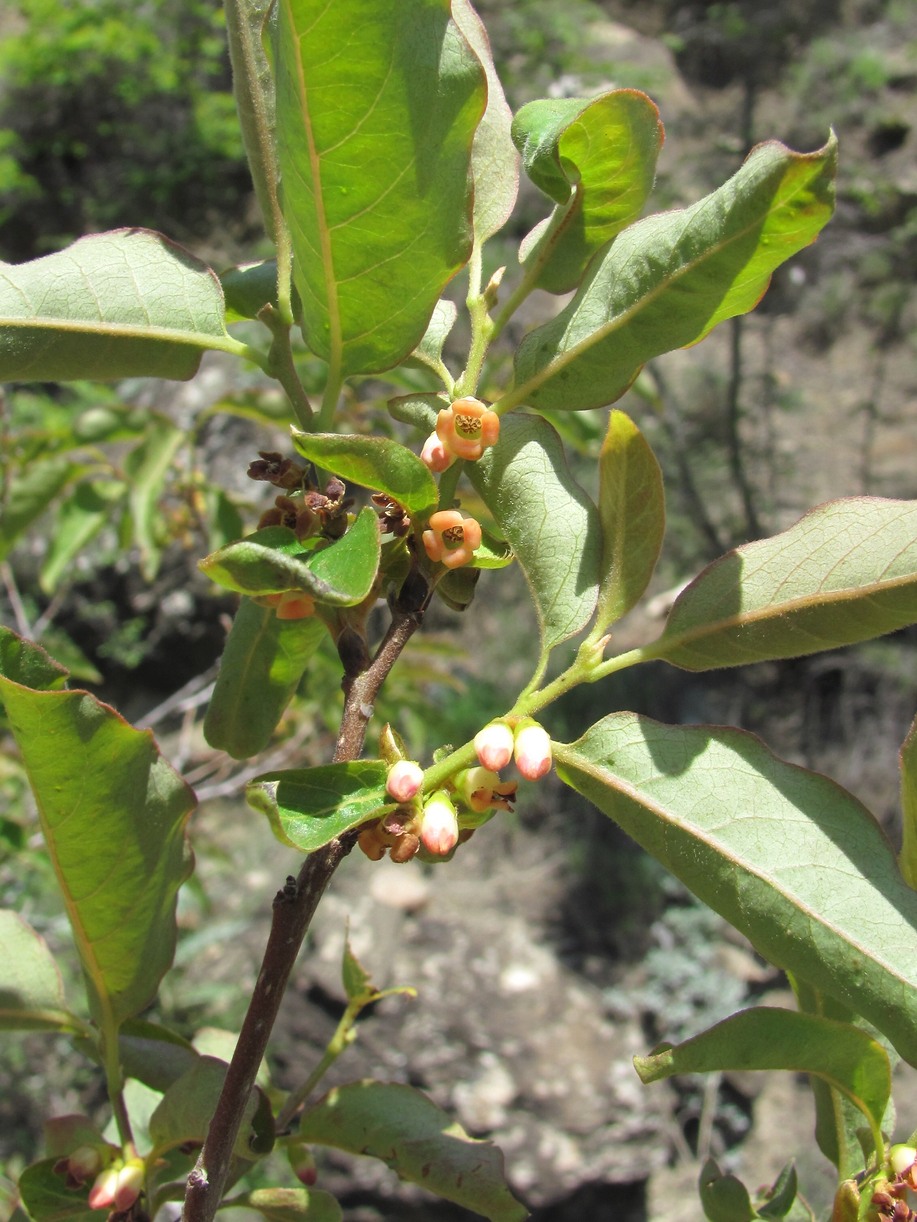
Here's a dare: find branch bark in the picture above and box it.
[182,603,424,1222]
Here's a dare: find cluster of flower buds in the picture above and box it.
[474,718,553,781]
[421,509,483,570]
[358,737,521,864]
[87,1156,145,1214]
[420,397,500,472]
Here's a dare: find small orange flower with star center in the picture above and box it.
[422,509,483,570]
[437,397,499,461]
[421,397,500,470]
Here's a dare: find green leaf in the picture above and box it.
[299,1081,527,1222]
[240,1188,343,1222]
[514,90,664,293]
[453,0,518,245]
[757,1161,801,1219]
[220,260,281,323]
[635,1007,890,1158]
[0,910,80,1033]
[0,662,195,1031]
[554,713,917,1066]
[791,981,895,1177]
[697,1160,756,1222]
[0,626,69,691]
[201,509,381,603]
[467,413,601,656]
[204,599,326,760]
[900,714,917,890]
[247,761,388,852]
[595,410,664,631]
[116,1018,199,1093]
[0,230,233,382]
[18,1159,98,1222]
[649,498,917,670]
[405,299,457,375]
[149,1055,272,1160]
[40,480,126,593]
[342,931,374,1003]
[291,431,438,514]
[509,134,837,410]
[275,0,486,376]
[0,457,87,562]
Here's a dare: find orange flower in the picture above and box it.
[261,591,316,620]
[422,510,483,570]
[434,397,500,462]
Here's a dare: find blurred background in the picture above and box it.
[1,1,915,1218]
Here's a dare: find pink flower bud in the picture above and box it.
[385,759,424,804]
[420,791,459,856]
[288,1141,318,1186]
[513,721,552,780]
[88,1167,119,1211]
[113,1160,144,1212]
[473,721,514,771]
[420,431,455,473]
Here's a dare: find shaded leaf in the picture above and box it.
[149,1055,271,1159]
[698,1160,755,1222]
[204,599,326,760]
[554,713,917,1065]
[275,0,486,375]
[0,230,232,382]
[0,659,195,1031]
[221,260,281,323]
[635,1007,889,1156]
[453,0,518,245]
[291,431,438,514]
[467,413,601,656]
[649,498,917,670]
[595,410,664,631]
[116,1018,200,1094]
[17,1159,98,1222]
[299,1081,527,1222]
[510,135,837,410]
[515,90,664,293]
[0,910,79,1033]
[247,761,388,852]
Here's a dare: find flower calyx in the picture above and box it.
[422,509,483,570]
[454,765,517,815]
[247,450,306,491]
